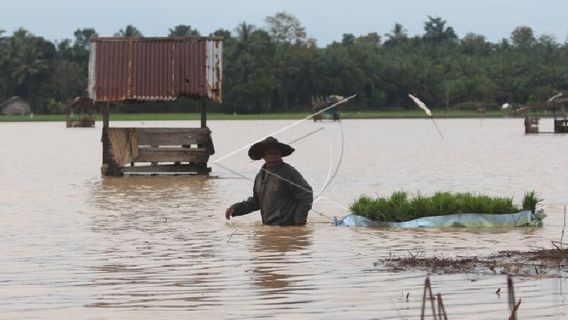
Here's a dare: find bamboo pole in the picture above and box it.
[436,293,448,320]
[421,277,437,320]
[508,276,516,320]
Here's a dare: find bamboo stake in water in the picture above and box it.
[421,277,437,320]
[436,293,448,320]
[508,276,517,320]
[561,206,566,249]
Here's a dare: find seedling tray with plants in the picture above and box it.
[335,191,544,228]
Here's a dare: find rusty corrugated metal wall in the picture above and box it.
[88,37,222,103]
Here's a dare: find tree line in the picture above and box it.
[1,13,567,114]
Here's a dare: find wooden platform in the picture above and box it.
[102,127,214,176]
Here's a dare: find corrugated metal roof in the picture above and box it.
[88,37,222,103]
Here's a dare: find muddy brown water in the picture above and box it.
[1,119,567,319]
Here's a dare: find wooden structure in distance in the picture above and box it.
[66,96,96,128]
[310,95,349,121]
[88,37,223,176]
[518,93,568,134]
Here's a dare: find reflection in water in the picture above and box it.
[84,175,226,309]
[92,175,214,209]
[251,227,312,293]
[88,175,219,235]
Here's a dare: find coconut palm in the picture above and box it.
[168,25,200,37]
[5,29,51,100]
[8,30,48,84]
[73,28,98,48]
[114,25,143,38]
[234,22,255,43]
[383,23,408,46]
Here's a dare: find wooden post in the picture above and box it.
[102,103,110,128]
[101,103,110,172]
[101,103,121,176]
[508,275,516,320]
[200,98,207,128]
[198,97,210,174]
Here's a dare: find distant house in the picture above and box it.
[1,97,32,115]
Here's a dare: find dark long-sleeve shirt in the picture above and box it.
[231,161,313,226]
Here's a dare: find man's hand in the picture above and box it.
[295,219,306,226]
[225,207,235,220]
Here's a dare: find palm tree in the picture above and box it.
[168,25,200,37]
[6,29,50,98]
[114,25,143,38]
[384,23,408,46]
[235,22,255,43]
[73,28,98,48]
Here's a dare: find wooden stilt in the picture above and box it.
[198,98,211,175]
[200,98,207,129]
[101,103,121,176]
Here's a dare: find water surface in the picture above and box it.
[1,119,567,319]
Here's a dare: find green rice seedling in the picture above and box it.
[350,195,374,218]
[350,191,531,222]
[430,192,460,216]
[410,193,433,220]
[522,191,542,213]
[388,191,413,221]
[489,196,517,214]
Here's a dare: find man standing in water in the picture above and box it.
[225,137,313,226]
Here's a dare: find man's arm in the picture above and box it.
[231,195,260,216]
[226,176,260,220]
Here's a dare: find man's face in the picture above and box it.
[262,147,282,164]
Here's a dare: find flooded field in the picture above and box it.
[1,118,567,319]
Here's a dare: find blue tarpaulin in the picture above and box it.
[333,210,543,228]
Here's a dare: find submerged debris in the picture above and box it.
[376,248,568,277]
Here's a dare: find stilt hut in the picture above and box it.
[66,96,96,127]
[88,37,223,176]
[310,95,348,121]
[519,93,567,134]
[552,97,568,133]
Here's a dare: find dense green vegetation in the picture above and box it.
[350,191,541,222]
[1,13,567,115]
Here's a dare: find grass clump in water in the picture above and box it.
[350,191,541,222]
[522,191,542,214]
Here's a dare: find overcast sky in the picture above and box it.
[1,0,567,45]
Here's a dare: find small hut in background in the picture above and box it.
[1,96,31,115]
[519,93,568,134]
[66,96,96,127]
[552,95,568,133]
[524,116,539,134]
[311,95,348,121]
[88,37,223,176]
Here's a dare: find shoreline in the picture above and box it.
[0,110,544,122]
